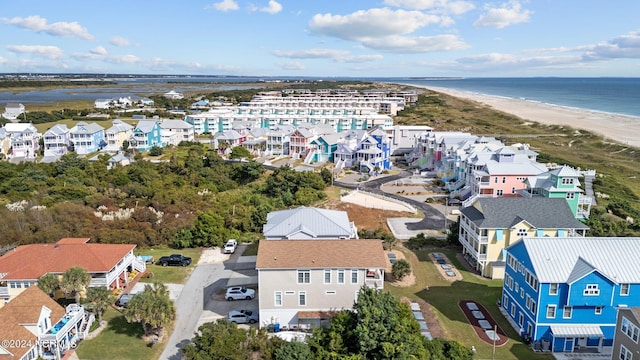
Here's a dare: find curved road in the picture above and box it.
[334,170,446,231]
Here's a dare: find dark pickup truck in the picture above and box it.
[157,254,192,267]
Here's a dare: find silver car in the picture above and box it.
[228,309,258,324]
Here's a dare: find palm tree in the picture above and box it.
[60,267,91,304]
[37,273,60,298]
[125,282,175,338]
[84,287,114,323]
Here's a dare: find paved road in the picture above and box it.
[159,249,257,360]
[334,170,446,231]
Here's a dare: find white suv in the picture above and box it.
[223,239,238,254]
[225,286,255,301]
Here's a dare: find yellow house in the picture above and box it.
[458,197,589,279]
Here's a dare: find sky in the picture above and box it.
[1,0,640,77]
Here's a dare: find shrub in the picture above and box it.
[392,259,411,280]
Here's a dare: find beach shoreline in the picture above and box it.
[415,86,640,149]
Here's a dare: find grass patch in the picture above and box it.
[386,245,554,360]
[242,241,259,256]
[75,308,168,360]
[134,247,202,284]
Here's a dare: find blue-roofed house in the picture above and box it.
[69,122,105,155]
[129,120,163,151]
[459,197,589,279]
[501,237,640,354]
[43,124,70,157]
[263,206,358,240]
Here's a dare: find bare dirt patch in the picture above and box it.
[322,199,414,233]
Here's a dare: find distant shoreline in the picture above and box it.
[414,85,640,149]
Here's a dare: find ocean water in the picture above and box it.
[391,77,640,118]
[2,76,640,118]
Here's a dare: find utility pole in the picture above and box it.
[492,324,497,360]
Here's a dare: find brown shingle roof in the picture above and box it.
[0,286,66,359]
[256,239,386,269]
[0,239,135,280]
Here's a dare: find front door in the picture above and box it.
[578,337,587,347]
[564,338,574,352]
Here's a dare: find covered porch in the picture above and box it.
[550,325,604,353]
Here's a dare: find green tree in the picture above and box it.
[229,145,252,160]
[149,146,163,156]
[446,219,460,246]
[391,259,411,280]
[274,340,312,360]
[124,282,175,337]
[83,287,114,322]
[60,267,91,304]
[37,273,60,298]
[182,319,250,360]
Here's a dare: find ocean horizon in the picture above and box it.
[2,76,640,118]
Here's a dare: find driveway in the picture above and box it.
[159,246,258,360]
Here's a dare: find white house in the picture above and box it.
[163,90,184,99]
[2,103,26,121]
[263,206,358,240]
[43,124,70,157]
[3,122,40,158]
[159,120,195,146]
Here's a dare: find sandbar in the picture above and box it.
[417,86,640,149]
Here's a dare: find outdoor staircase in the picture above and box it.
[304,150,316,164]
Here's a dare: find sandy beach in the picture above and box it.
[419,86,640,149]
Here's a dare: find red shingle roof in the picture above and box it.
[256,239,386,269]
[0,239,135,280]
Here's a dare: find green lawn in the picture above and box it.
[134,247,202,284]
[242,241,259,256]
[75,308,170,360]
[386,246,554,360]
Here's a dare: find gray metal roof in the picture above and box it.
[461,197,589,230]
[135,120,157,133]
[516,237,640,283]
[45,124,69,136]
[263,206,355,239]
[70,121,104,134]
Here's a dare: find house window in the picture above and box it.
[503,295,508,309]
[9,282,16,289]
[337,269,345,284]
[297,270,310,284]
[351,270,358,284]
[516,228,528,237]
[511,304,516,317]
[518,313,524,327]
[274,291,282,306]
[546,305,556,318]
[512,187,516,194]
[515,283,519,292]
[619,345,632,360]
[496,189,503,196]
[324,269,332,284]
[549,283,558,295]
[520,288,525,299]
[298,291,307,306]
[563,306,573,319]
[621,317,640,342]
[494,177,498,183]
[595,306,603,315]
[23,282,30,288]
[584,284,600,296]
[621,283,630,296]
[502,177,506,183]
[562,178,574,185]
[566,192,575,199]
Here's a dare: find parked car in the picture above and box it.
[116,294,134,307]
[223,239,238,254]
[157,254,192,267]
[228,309,258,324]
[225,286,255,301]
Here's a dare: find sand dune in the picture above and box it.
[419,86,640,149]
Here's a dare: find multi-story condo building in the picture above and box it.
[501,237,640,354]
[459,197,589,279]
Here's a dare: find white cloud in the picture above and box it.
[211,0,239,12]
[474,0,531,29]
[260,0,283,14]
[364,34,469,53]
[110,36,133,47]
[90,46,108,55]
[271,48,348,59]
[384,0,475,15]
[581,31,640,60]
[338,54,384,63]
[277,61,305,70]
[309,8,444,41]
[6,45,64,59]
[2,15,93,40]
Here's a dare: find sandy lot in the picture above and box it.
[341,190,416,213]
[421,86,640,149]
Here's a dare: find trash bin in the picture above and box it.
[274,323,280,333]
[267,324,275,333]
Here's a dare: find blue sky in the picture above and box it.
[2,0,639,77]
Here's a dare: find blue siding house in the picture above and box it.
[69,122,106,155]
[501,237,640,354]
[130,120,163,151]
